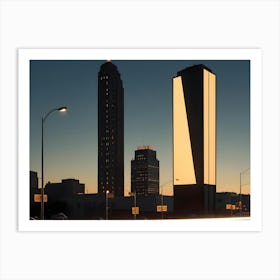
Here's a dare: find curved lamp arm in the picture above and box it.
[42,106,67,122]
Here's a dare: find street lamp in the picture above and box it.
[160,192,164,219]
[159,180,173,219]
[133,192,137,220]
[239,168,250,214]
[106,190,110,220]
[129,192,137,220]
[41,106,67,220]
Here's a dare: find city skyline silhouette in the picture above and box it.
[30,60,250,196]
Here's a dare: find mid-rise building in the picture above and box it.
[30,171,40,218]
[131,145,159,196]
[45,178,85,200]
[43,178,85,219]
[30,170,38,189]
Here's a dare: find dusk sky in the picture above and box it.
[30,60,250,196]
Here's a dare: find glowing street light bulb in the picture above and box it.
[57,106,67,112]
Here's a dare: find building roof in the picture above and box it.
[137,145,154,151]
[177,64,214,76]
[99,61,119,72]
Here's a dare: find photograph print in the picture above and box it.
[28,56,250,221]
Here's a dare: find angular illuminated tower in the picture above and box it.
[173,64,216,216]
[98,61,124,197]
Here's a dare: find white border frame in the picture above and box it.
[18,48,262,232]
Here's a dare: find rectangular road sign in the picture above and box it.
[157,205,168,212]
[226,204,236,210]
[34,194,48,202]
[226,204,232,210]
[132,207,139,215]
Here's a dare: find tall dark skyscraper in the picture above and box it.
[173,64,216,215]
[131,146,159,196]
[98,61,124,197]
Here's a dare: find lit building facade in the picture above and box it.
[131,146,159,196]
[98,61,124,197]
[173,64,216,215]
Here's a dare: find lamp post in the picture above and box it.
[41,106,67,220]
[129,192,137,220]
[239,168,250,214]
[133,192,137,220]
[159,180,172,219]
[131,192,137,220]
[106,190,109,220]
[161,191,164,219]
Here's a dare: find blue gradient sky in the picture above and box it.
[30,60,250,195]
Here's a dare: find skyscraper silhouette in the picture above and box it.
[98,61,124,197]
